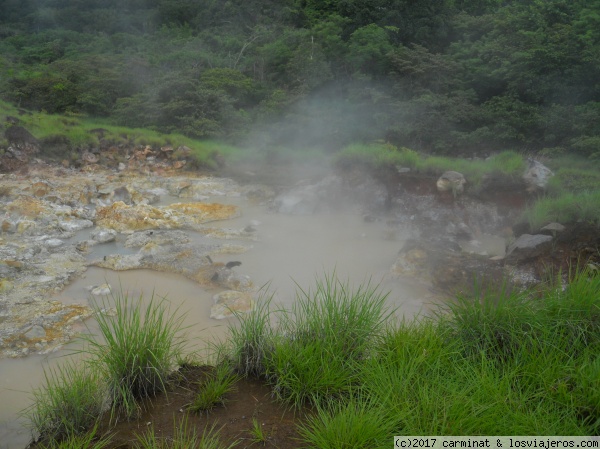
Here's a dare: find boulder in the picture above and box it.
[506,234,553,262]
[523,159,553,192]
[436,171,466,195]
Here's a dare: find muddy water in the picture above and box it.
[0,190,437,448]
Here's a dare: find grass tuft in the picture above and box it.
[84,291,187,420]
[265,275,390,407]
[298,395,397,449]
[189,363,240,412]
[37,425,112,449]
[25,361,106,443]
[225,291,275,378]
[135,418,237,449]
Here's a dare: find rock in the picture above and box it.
[59,219,94,232]
[24,325,46,340]
[112,186,132,204]
[96,201,239,232]
[1,219,16,233]
[118,162,126,171]
[17,220,36,234]
[90,228,117,243]
[506,234,553,262]
[436,171,466,195]
[523,159,553,192]
[31,181,51,197]
[89,283,112,296]
[211,291,254,319]
[45,238,64,248]
[209,267,254,292]
[540,222,566,233]
[82,152,99,164]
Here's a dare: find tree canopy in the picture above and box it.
[0,0,598,157]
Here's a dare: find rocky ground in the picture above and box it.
[2,146,599,360]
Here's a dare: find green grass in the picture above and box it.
[224,290,275,378]
[265,275,390,408]
[37,426,112,449]
[521,191,600,230]
[248,418,269,445]
[24,361,106,443]
[135,419,237,449]
[23,270,600,445]
[298,396,397,449]
[335,143,525,188]
[189,363,240,412]
[84,291,187,420]
[0,100,245,166]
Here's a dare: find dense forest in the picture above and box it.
[0,0,599,157]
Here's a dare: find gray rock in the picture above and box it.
[523,159,553,192]
[506,234,553,261]
[436,171,466,195]
[45,238,64,248]
[541,222,566,233]
[59,219,94,232]
[90,228,117,243]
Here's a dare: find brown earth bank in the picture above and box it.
[28,366,307,449]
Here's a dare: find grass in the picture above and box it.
[521,190,600,230]
[24,361,106,444]
[24,270,600,445]
[224,290,275,378]
[248,418,269,446]
[135,419,237,449]
[37,426,112,449]
[298,395,396,449]
[189,363,240,412]
[84,291,187,420]
[335,143,525,188]
[264,275,390,408]
[0,99,245,166]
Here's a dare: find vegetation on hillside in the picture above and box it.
[0,0,599,156]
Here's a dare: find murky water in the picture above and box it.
[0,187,438,448]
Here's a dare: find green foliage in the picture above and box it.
[298,396,396,449]
[522,191,600,230]
[135,419,237,449]
[225,292,275,378]
[1,0,599,154]
[38,426,112,449]
[84,292,187,420]
[248,418,269,445]
[25,361,106,443]
[189,364,240,412]
[265,275,390,407]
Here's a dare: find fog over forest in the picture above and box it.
[0,0,598,157]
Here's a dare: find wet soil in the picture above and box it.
[32,366,307,449]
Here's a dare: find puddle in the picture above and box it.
[0,186,439,447]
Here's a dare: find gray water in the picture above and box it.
[0,190,439,448]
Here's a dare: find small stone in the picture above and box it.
[89,283,112,296]
[541,222,566,233]
[45,238,64,248]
